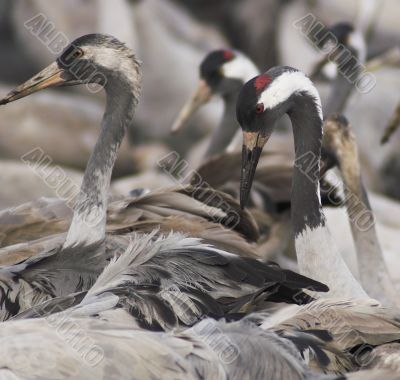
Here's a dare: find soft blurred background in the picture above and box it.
[0,0,398,211]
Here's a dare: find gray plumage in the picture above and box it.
[0,184,259,266]
[11,231,328,329]
[0,310,341,380]
[0,240,107,321]
[259,298,400,373]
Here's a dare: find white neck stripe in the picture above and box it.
[222,52,259,83]
[259,71,323,120]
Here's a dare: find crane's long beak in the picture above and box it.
[0,62,67,105]
[240,131,270,208]
[171,79,212,134]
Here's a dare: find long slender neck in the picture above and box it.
[205,92,240,158]
[290,100,325,235]
[63,80,139,248]
[323,74,355,116]
[323,48,362,116]
[338,142,396,305]
[289,96,367,299]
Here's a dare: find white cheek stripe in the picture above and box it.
[82,46,130,73]
[222,52,259,83]
[259,71,323,120]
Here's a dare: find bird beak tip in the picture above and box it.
[0,91,15,106]
[0,62,67,107]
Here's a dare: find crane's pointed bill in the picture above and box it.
[171,79,212,134]
[240,131,269,208]
[0,62,66,105]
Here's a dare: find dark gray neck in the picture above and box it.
[289,95,325,236]
[324,53,362,115]
[64,77,139,248]
[290,94,367,298]
[323,74,354,115]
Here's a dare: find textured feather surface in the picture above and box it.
[0,313,324,380]
[0,197,71,248]
[0,185,259,259]
[83,232,327,329]
[365,343,400,373]
[108,185,260,242]
[2,311,399,379]
[108,215,258,258]
[278,329,354,374]
[0,240,107,320]
[261,298,400,351]
[0,232,66,265]
[9,231,327,330]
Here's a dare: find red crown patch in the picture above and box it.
[254,74,272,93]
[223,50,235,61]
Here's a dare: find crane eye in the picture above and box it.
[255,103,264,114]
[72,48,84,59]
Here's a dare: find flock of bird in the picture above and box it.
[0,19,398,380]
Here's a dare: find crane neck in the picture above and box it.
[205,91,240,158]
[323,74,355,116]
[289,94,367,299]
[63,75,140,248]
[337,142,396,306]
[290,96,325,235]
[323,47,362,115]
